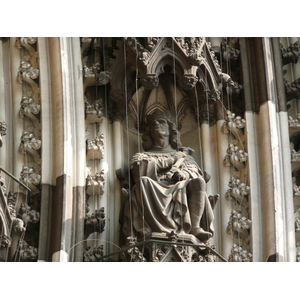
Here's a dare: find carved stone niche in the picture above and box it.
[86,134,104,160]
[84,207,105,239]
[120,233,218,262]
[86,170,105,196]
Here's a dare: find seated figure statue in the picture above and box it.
[122,110,215,243]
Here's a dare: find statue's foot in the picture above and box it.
[190,228,212,242]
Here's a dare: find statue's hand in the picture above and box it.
[172,170,187,182]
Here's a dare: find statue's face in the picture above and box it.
[150,118,169,139]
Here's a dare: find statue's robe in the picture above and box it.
[122,150,214,239]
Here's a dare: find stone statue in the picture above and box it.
[122,110,215,243]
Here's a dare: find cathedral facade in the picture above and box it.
[0,37,299,262]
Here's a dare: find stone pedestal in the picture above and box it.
[122,232,219,262]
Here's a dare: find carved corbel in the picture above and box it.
[281,41,299,66]
[19,132,41,164]
[179,74,198,90]
[17,240,38,262]
[285,77,300,102]
[228,244,252,262]
[86,134,104,160]
[139,74,159,90]
[226,177,250,204]
[227,210,252,238]
[86,170,105,196]
[0,121,7,148]
[19,166,41,195]
[84,207,105,238]
[85,98,104,125]
[15,37,38,69]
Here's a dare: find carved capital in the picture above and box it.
[86,134,104,160]
[179,74,198,90]
[139,74,159,90]
[86,170,105,196]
